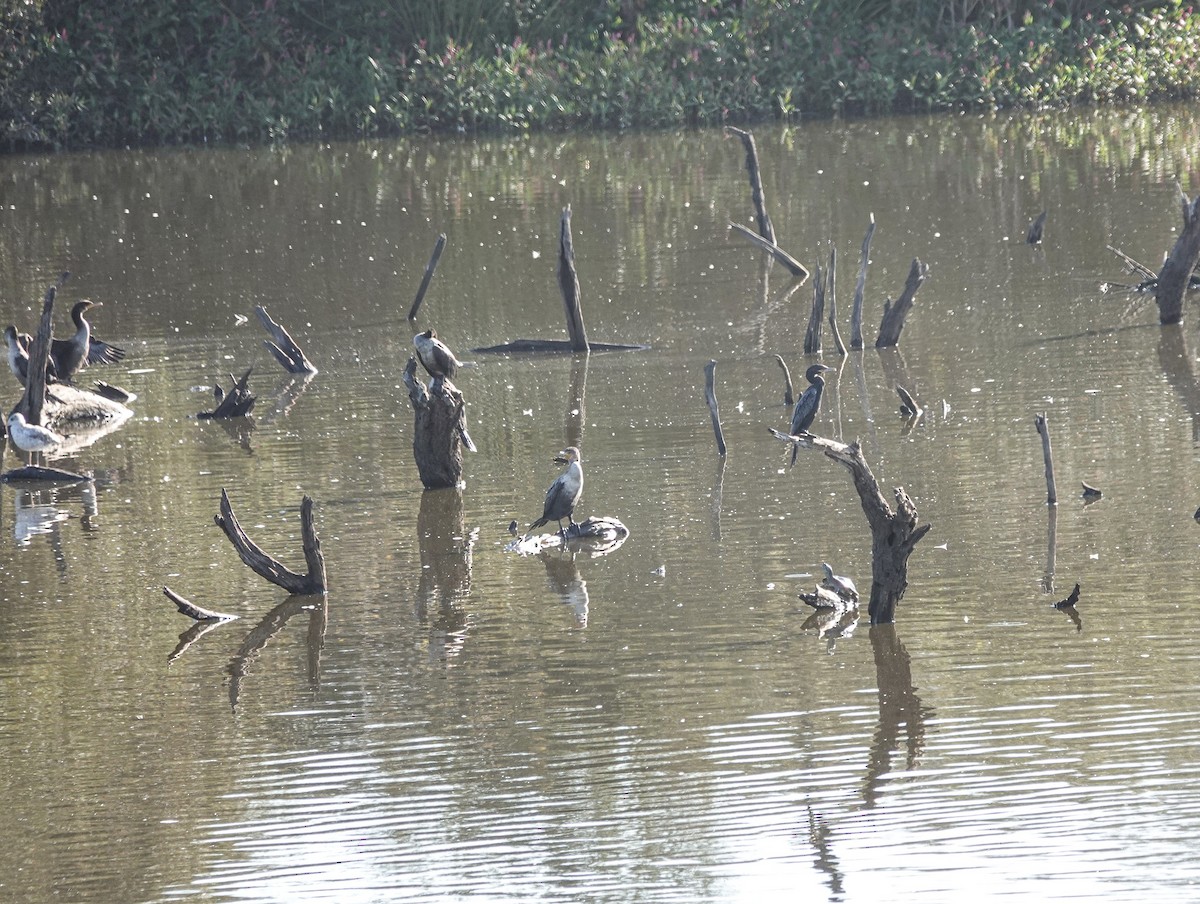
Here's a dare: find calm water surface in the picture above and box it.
[2,106,1200,902]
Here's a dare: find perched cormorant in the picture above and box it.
[413,328,463,381]
[820,562,859,603]
[789,363,833,464]
[529,446,584,535]
[4,326,40,386]
[50,300,125,384]
[6,412,64,452]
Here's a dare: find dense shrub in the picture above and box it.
[1,0,1198,150]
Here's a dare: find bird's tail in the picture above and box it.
[529,516,549,530]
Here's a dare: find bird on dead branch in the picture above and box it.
[529,446,584,536]
[789,363,833,464]
[50,300,126,384]
[413,328,464,381]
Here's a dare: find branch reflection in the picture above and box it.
[862,623,931,809]
[416,487,475,666]
[226,594,327,712]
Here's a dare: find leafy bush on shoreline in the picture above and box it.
[1,0,1198,151]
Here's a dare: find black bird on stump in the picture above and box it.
[413,328,463,382]
[789,363,833,464]
[50,300,125,384]
[529,446,584,535]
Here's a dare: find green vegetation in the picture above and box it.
[2,0,1198,150]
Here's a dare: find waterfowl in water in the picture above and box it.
[413,328,463,381]
[529,446,584,535]
[50,301,125,384]
[789,363,833,464]
[820,562,859,603]
[6,412,65,452]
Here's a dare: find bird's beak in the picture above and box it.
[553,449,571,464]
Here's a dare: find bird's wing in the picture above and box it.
[790,384,819,433]
[542,475,566,514]
[87,337,126,365]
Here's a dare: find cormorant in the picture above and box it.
[4,326,46,386]
[50,300,125,384]
[6,412,64,452]
[820,562,859,603]
[529,446,584,535]
[789,363,833,464]
[413,328,463,381]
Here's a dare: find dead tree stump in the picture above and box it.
[1155,189,1200,325]
[770,429,930,624]
[726,126,775,245]
[214,489,327,594]
[255,306,318,374]
[875,258,929,349]
[403,357,471,489]
[850,216,876,350]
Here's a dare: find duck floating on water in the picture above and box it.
[529,446,584,535]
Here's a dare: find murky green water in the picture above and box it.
[2,106,1200,902]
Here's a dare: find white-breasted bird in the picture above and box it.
[820,562,859,603]
[7,412,65,452]
[529,446,584,535]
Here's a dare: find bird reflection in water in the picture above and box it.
[541,551,589,628]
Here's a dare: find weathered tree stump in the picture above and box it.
[1027,210,1047,245]
[403,357,472,489]
[255,306,318,374]
[875,258,928,349]
[408,232,447,321]
[726,126,775,245]
[474,207,648,354]
[199,367,256,418]
[770,429,930,624]
[803,262,826,354]
[214,488,327,594]
[1034,413,1057,505]
[850,216,876,350]
[703,359,727,456]
[773,354,795,406]
[1155,188,1200,325]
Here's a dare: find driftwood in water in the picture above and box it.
[255,306,318,374]
[403,357,473,489]
[769,428,931,624]
[726,126,775,245]
[1155,188,1200,325]
[474,207,648,355]
[1027,210,1047,245]
[803,263,825,354]
[704,359,727,456]
[774,354,795,406]
[896,385,922,419]
[214,488,327,595]
[162,586,238,622]
[875,258,929,348]
[558,205,589,351]
[199,368,256,418]
[826,247,847,355]
[16,284,56,426]
[728,222,810,280]
[1,464,90,484]
[408,232,447,321]
[850,216,876,350]
[508,515,629,557]
[1035,412,1057,505]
